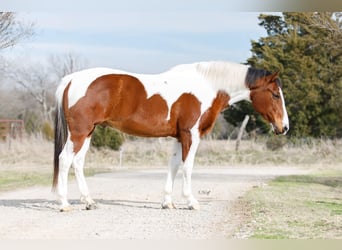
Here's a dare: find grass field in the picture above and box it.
[234,171,342,239]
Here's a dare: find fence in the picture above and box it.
[0,119,25,141]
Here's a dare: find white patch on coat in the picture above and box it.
[279,87,289,132]
[56,61,250,121]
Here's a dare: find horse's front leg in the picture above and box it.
[181,129,201,210]
[162,141,182,209]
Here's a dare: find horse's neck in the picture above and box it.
[195,61,251,105]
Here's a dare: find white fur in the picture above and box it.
[162,141,182,209]
[279,87,289,133]
[57,61,250,120]
[195,61,251,106]
[57,133,75,209]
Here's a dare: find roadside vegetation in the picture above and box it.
[235,170,342,239]
[1,136,341,189]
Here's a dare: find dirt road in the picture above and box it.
[0,167,307,239]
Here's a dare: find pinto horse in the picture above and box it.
[53,61,289,211]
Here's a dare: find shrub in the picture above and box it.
[91,126,124,150]
[266,136,287,151]
[41,121,54,141]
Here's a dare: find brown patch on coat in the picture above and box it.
[198,91,230,137]
[63,74,201,161]
[170,93,201,161]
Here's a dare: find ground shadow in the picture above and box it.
[0,198,165,211]
[0,199,59,211]
[95,199,162,210]
[0,197,212,211]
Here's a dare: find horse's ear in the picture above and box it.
[268,71,279,83]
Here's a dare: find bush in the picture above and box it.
[266,136,287,151]
[41,121,54,141]
[91,126,124,150]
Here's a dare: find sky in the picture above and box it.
[1,0,339,73]
[2,2,274,73]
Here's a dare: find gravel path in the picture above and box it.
[0,167,308,239]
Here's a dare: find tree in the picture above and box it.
[3,53,88,134]
[243,12,342,138]
[48,53,89,79]
[0,12,34,50]
[5,60,57,123]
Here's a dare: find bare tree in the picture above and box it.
[6,62,55,122]
[4,53,88,125]
[0,12,34,50]
[48,53,89,79]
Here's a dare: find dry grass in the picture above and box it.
[1,136,342,170]
[1,135,341,192]
[235,171,342,239]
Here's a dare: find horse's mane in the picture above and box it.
[245,68,282,88]
[195,61,248,90]
[169,61,282,90]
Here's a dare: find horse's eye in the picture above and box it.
[272,92,280,100]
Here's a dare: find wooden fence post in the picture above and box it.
[235,115,250,151]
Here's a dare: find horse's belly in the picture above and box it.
[107,117,175,138]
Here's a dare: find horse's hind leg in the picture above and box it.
[72,136,97,210]
[57,135,74,212]
[162,140,182,209]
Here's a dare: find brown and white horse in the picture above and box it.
[53,61,289,211]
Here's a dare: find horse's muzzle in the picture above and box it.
[272,123,289,135]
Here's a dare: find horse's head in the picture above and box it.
[249,72,289,135]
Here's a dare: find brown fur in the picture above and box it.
[249,73,284,133]
[64,74,201,161]
[199,91,230,137]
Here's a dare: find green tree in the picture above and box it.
[244,12,342,138]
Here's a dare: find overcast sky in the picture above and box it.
[3,2,273,73]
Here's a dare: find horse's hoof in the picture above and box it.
[161,202,176,209]
[188,202,200,210]
[86,203,97,210]
[60,205,72,212]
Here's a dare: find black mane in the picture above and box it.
[245,67,282,88]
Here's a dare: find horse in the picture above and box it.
[53,61,289,212]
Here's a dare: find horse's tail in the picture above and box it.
[52,77,70,191]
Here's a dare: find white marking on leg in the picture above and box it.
[182,129,201,210]
[72,137,96,209]
[162,141,182,209]
[57,135,74,210]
